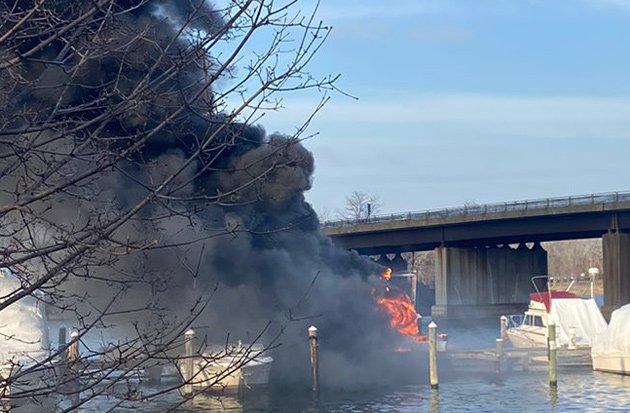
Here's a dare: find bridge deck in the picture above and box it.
[324,191,630,234]
[321,191,630,254]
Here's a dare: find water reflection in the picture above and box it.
[428,389,439,413]
[548,386,558,409]
[182,393,244,412]
[67,368,630,412]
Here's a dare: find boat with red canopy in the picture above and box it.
[505,276,607,348]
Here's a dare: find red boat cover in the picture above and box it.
[530,291,578,312]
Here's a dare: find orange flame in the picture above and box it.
[372,281,427,342]
[381,267,392,281]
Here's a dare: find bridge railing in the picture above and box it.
[322,191,630,228]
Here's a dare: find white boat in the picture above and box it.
[177,341,272,393]
[592,304,630,375]
[506,276,607,349]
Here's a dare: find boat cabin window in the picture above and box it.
[525,315,544,327]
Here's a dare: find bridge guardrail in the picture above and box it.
[322,191,630,228]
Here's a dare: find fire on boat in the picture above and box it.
[371,268,447,352]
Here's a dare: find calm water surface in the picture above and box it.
[73,367,630,412]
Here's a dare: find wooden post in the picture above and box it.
[495,338,504,373]
[67,331,79,364]
[63,330,80,407]
[308,326,319,394]
[548,322,557,387]
[183,329,195,396]
[500,316,508,340]
[428,321,438,389]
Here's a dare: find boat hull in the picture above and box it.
[592,354,630,375]
[506,327,547,348]
[179,356,272,392]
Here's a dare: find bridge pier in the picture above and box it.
[432,243,547,320]
[602,231,630,316]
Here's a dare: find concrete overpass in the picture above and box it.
[322,191,630,319]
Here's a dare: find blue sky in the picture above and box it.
[258,0,630,216]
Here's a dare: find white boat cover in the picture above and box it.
[549,298,607,347]
[592,303,630,356]
[0,268,50,364]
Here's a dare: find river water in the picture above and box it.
[54,315,630,412]
[72,367,630,412]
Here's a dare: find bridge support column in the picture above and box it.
[602,231,630,315]
[432,243,547,320]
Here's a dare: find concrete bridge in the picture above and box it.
[322,191,630,320]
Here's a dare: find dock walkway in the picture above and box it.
[443,347,592,370]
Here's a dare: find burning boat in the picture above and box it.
[177,341,272,393]
[505,276,607,348]
[372,268,447,351]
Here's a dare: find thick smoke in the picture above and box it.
[0,0,415,389]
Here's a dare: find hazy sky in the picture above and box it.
[259,0,630,216]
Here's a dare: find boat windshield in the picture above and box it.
[524,315,544,327]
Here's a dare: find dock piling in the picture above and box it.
[548,322,557,387]
[67,331,79,364]
[308,326,319,394]
[500,315,507,340]
[428,321,439,389]
[62,330,81,407]
[183,329,195,396]
[495,338,504,373]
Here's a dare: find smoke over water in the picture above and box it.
[0,0,416,389]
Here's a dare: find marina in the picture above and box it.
[5,268,629,411]
[3,0,630,411]
[42,324,630,413]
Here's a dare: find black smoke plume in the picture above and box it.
[0,0,414,389]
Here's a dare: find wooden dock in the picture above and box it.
[442,347,592,371]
